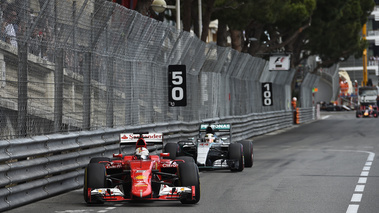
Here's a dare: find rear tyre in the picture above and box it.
[179,161,200,204]
[239,141,253,167]
[163,143,179,159]
[176,156,195,164]
[83,163,107,204]
[229,143,244,172]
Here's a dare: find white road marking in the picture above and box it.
[351,194,362,202]
[358,178,367,184]
[360,171,369,176]
[354,185,365,192]
[322,115,330,119]
[345,151,375,213]
[346,204,359,213]
[362,166,370,171]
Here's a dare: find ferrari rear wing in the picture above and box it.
[120,133,163,144]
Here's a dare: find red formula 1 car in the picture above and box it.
[83,133,200,204]
[356,105,378,118]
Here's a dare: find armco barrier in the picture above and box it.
[0,110,309,211]
[298,107,315,124]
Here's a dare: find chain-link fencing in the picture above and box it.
[0,0,301,139]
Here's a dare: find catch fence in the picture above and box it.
[0,0,316,140]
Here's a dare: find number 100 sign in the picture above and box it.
[262,82,273,106]
[168,65,187,107]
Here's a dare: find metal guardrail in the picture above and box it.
[298,107,315,124]
[0,110,303,211]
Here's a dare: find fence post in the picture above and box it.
[106,57,114,128]
[83,52,91,130]
[54,48,64,132]
[17,42,28,137]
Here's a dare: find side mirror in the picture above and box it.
[160,153,170,158]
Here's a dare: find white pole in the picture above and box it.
[176,0,180,30]
[198,0,202,36]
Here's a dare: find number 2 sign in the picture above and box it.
[262,82,273,106]
[168,65,187,107]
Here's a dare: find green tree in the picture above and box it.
[140,0,374,71]
[212,0,315,58]
[300,0,374,72]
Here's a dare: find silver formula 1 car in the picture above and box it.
[164,123,253,172]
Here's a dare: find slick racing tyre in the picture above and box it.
[89,157,110,164]
[176,156,195,164]
[239,141,254,167]
[229,143,244,172]
[179,161,200,204]
[84,163,107,204]
[163,143,180,159]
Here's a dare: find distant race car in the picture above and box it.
[356,105,378,118]
[164,123,253,172]
[84,133,200,204]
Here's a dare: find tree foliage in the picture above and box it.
[302,0,374,71]
[140,0,374,70]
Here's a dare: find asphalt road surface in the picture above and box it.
[7,111,379,213]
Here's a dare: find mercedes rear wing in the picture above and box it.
[199,123,231,132]
[199,123,232,142]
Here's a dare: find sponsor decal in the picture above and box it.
[200,124,230,130]
[120,133,163,142]
[135,175,147,180]
[161,163,178,168]
[107,164,122,169]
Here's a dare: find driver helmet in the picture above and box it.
[205,133,215,143]
[135,147,149,159]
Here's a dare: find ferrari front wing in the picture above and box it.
[87,185,196,202]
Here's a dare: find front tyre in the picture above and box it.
[179,161,200,204]
[239,141,253,167]
[83,163,107,204]
[229,143,244,172]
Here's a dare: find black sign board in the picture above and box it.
[262,82,273,106]
[168,65,187,107]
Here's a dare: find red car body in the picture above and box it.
[84,133,200,204]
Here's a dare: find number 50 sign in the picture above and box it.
[168,65,187,107]
[262,82,273,106]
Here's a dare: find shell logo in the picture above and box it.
[135,175,146,180]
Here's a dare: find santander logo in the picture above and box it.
[120,133,163,140]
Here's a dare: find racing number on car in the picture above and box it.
[168,65,187,106]
[262,82,273,106]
